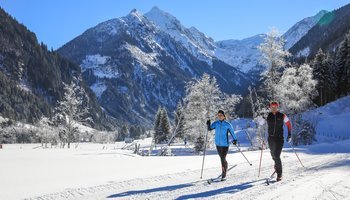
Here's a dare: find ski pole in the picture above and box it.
[235,144,252,166]
[200,127,209,179]
[287,141,305,168]
[258,141,264,177]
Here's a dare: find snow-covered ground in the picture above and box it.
[0,138,349,200]
[1,97,350,200]
[303,95,350,142]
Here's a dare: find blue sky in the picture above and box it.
[1,0,349,50]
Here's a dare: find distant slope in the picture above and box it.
[290,3,350,58]
[0,7,115,129]
[303,95,350,141]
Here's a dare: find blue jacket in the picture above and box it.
[209,120,237,147]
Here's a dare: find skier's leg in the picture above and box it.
[275,139,284,179]
[216,146,224,166]
[221,147,229,178]
[268,137,277,165]
[216,146,226,175]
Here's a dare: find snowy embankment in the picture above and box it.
[303,95,350,142]
[232,95,350,145]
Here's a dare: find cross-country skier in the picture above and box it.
[266,101,292,182]
[207,110,238,180]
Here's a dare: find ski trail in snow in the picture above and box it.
[29,151,350,200]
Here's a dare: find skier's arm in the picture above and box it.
[207,121,216,131]
[228,123,237,140]
[283,114,292,135]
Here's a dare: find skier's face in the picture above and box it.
[218,113,225,120]
[270,105,278,113]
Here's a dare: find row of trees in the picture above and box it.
[311,31,350,106]
[118,124,148,141]
[0,79,117,147]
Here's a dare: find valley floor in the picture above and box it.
[0,140,349,200]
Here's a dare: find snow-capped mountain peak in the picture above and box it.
[145,6,183,31]
[127,8,146,22]
[284,10,328,50]
[145,7,215,65]
[215,34,266,74]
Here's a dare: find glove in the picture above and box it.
[286,134,291,143]
[206,120,211,126]
[232,139,237,145]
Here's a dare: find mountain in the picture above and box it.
[284,10,328,50]
[290,3,350,58]
[57,8,251,125]
[0,7,115,130]
[215,34,265,74]
[215,10,328,74]
[144,6,216,65]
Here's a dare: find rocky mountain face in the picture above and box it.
[0,7,115,130]
[57,8,252,125]
[290,4,350,58]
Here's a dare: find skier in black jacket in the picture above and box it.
[267,101,292,182]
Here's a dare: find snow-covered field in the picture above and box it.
[0,139,349,200]
[1,97,350,200]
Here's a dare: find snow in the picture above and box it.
[90,82,107,98]
[145,6,214,66]
[303,95,350,141]
[81,54,118,79]
[215,34,265,73]
[0,115,9,123]
[17,81,31,92]
[118,86,128,93]
[1,137,349,199]
[296,46,310,57]
[94,19,119,35]
[124,43,159,68]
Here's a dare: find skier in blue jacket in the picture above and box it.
[207,110,238,179]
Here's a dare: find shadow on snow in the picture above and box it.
[106,183,193,198]
[106,179,263,199]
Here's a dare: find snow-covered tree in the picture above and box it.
[246,86,269,150]
[258,28,291,101]
[222,94,242,119]
[183,73,222,143]
[54,82,93,148]
[276,64,318,145]
[183,73,242,149]
[172,102,186,141]
[276,64,317,114]
[36,117,59,148]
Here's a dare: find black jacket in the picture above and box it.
[267,111,291,138]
